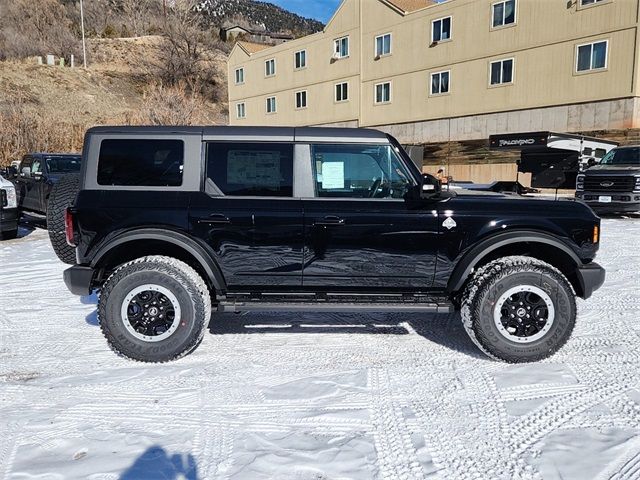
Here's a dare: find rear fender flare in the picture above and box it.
[91,228,226,294]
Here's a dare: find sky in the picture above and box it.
[268,0,342,23]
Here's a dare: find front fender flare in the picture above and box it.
[447,230,583,294]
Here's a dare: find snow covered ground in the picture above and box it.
[1,217,639,480]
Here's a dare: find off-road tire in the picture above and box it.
[98,256,212,363]
[461,256,576,363]
[0,228,18,240]
[47,173,80,265]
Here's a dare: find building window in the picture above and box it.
[335,82,349,102]
[375,82,391,104]
[234,68,244,85]
[576,40,608,72]
[266,96,277,114]
[334,36,349,59]
[431,71,450,95]
[432,17,452,43]
[236,103,246,119]
[492,0,516,28]
[295,90,307,109]
[490,58,514,85]
[580,0,606,5]
[375,33,392,57]
[295,50,306,69]
[265,59,276,77]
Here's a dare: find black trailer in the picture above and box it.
[489,132,618,189]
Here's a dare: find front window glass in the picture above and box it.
[313,144,415,199]
[600,148,640,165]
[97,139,184,187]
[207,143,294,197]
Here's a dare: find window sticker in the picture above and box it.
[322,162,345,189]
[228,150,281,189]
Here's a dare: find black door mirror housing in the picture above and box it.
[420,174,442,199]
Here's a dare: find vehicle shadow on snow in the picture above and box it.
[119,446,198,480]
[208,311,486,360]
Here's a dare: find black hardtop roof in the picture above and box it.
[86,126,389,141]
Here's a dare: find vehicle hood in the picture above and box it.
[0,175,14,188]
[585,165,640,175]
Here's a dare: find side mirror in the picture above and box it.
[6,166,17,177]
[420,174,442,199]
[21,166,31,178]
[587,158,597,168]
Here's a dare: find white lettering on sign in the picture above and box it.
[499,139,536,147]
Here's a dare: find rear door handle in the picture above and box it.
[198,214,231,225]
[315,215,345,226]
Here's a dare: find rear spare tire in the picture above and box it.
[47,173,80,265]
[98,256,211,363]
[461,256,576,363]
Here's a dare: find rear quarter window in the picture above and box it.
[206,143,294,197]
[97,139,184,186]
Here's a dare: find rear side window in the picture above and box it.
[207,143,294,197]
[97,139,184,186]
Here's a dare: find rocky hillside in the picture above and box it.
[197,0,324,35]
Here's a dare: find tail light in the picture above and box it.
[593,225,600,244]
[65,208,76,247]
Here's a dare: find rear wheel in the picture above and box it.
[47,173,80,265]
[461,256,576,363]
[98,256,211,363]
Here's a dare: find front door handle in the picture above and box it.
[315,216,345,226]
[198,214,231,225]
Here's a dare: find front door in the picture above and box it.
[190,142,304,289]
[302,143,439,290]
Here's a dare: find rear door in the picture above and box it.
[189,141,304,289]
[301,143,439,290]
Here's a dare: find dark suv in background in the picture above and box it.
[576,146,640,214]
[57,126,605,364]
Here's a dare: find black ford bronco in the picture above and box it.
[59,126,605,363]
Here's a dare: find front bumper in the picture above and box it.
[0,207,19,232]
[63,265,95,296]
[576,262,606,300]
[576,192,640,214]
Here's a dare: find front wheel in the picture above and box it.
[98,256,211,363]
[461,256,576,363]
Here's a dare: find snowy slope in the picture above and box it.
[0,218,639,479]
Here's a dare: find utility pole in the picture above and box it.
[80,0,88,69]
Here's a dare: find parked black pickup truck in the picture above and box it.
[59,126,605,364]
[12,153,82,215]
[576,145,640,214]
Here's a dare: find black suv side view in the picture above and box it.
[61,126,605,364]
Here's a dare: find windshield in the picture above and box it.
[46,156,82,174]
[600,148,640,166]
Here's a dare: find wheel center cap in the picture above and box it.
[148,307,159,316]
[516,307,527,318]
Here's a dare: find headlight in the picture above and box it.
[576,175,585,190]
[1,186,17,209]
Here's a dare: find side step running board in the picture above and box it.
[216,301,452,314]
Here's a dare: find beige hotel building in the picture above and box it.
[227,0,640,145]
